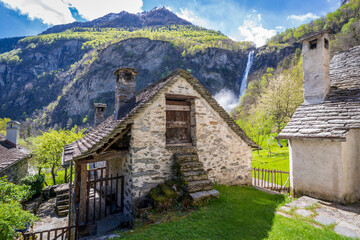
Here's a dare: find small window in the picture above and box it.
[324,38,329,49]
[310,39,317,50]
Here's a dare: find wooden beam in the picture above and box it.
[165,93,198,100]
[75,151,129,164]
[79,164,87,224]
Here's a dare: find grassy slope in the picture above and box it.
[252,145,290,172]
[116,186,348,240]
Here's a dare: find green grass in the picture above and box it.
[44,169,73,186]
[115,186,349,240]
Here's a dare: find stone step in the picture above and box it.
[57,193,70,200]
[190,189,219,202]
[187,179,213,193]
[183,170,208,181]
[175,154,199,163]
[168,146,197,155]
[56,198,69,206]
[57,209,69,217]
[56,205,69,211]
[180,161,204,172]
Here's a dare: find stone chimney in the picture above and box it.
[6,121,20,147]
[113,67,138,119]
[300,30,332,105]
[94,103,107,126]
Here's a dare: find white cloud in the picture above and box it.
[68,0,143,21]
[175,8,210,29]
[287,13,319,22]
[0,0,143,25]
[1,0,74,25]
[237,13,277,47]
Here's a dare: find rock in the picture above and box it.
[294,209,313,218]
[314,214,338,225]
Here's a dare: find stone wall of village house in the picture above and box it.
[289,131,360,204]
[107,153,134,221]
[0,158,29,184]
[129,76,252,202]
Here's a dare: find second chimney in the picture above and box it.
[6,120,20,147]
[300,30,332,105]
[94,103,107,126]
[113,67,138,119]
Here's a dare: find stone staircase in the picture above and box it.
[172,146,219,202]
[54,183,70,217]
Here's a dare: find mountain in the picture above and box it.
[42,7,192,34]
[0,8,295,130]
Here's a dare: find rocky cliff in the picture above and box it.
[0,8,299,129]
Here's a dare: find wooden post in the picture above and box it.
[79,164,88,224]
[261,168,264,187]
[253,168,256,186]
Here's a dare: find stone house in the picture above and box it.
[62,68,257,231]
[278,31,360,204]
[0,121,31,184]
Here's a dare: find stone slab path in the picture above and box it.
[277,196,360,238]
[31,197,68,232]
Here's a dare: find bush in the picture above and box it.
[22,174,45,197]
[0,177,33,203]
[0,201,36,239]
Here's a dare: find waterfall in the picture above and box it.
[213,50,255,112]
[239,50,255,97]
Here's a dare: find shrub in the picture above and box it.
[0,177,33,203]
[21,174,45,197]
[0,201,36,239]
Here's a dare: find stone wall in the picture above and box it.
[0,157,29,184]
[129,76,252,203]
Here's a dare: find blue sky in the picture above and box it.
[0,0,340,46]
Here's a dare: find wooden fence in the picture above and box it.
[252,168,290,192]
[21,225,77,240]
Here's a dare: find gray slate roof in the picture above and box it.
[63,69,259,163]
[278,45,360,140]
[0,133,31,172]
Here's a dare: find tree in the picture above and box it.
[257,60,303,133]
[0,118,11,136]
[33,127,84,185]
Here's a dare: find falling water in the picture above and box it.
[213,50,255,112]
[239,50,255,97]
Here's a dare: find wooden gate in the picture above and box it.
[166,99,191,145]
[85,169,124,224]
[252,168,290,192]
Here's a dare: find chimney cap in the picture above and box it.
[113,67,138,76]
[298,29,332,43]
[94,103,107,108]
[6,120,20,128]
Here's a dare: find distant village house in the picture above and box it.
[278,31,360,204]
[0,121,31,184]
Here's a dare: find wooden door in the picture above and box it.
[166,99,192,145]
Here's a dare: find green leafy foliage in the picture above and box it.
[331,20,360,54]
[0,117,11,136]
[0,177,36,239]
[0,177,33,203]
[19,25,254,55]
[32,127,85,185]
[0,201,36,239]
[234,54,303,152]
[21,174,45,197]
[268,0,360,45]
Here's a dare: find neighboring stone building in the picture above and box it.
[62,68,257,232]
[278,31,360,204]
[0,121,31,184]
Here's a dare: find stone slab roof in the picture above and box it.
[63,69,259,163]
[0,133,31,172]
[278,45,360,140]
